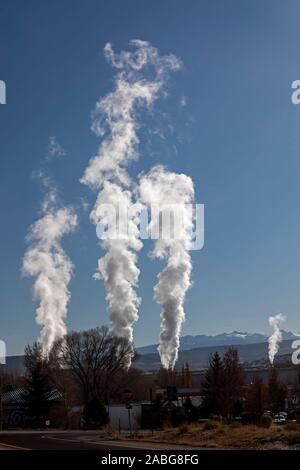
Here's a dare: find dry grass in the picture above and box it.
[104,422,300,449]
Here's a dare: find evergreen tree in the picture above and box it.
[201,352,224,417]
[82,397,109,429]
[268,367,288,413]
[222,347,245,421]
[22,343,52,427]
[245,377,268,416]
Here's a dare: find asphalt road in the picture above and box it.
[0,431,199,450]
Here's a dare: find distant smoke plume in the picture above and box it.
[139,165,195,369]
[268,313,286,365]
[46,136,66,160]
[23,187,77,355]
[81,41,180,367]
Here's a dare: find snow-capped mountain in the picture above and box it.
[135,330,299,355]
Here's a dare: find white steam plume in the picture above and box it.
[268,313,286,365]
[81,41,181,367]
[139,165,195,369]
[23,188,77,355]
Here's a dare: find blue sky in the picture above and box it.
[1,0,300,355]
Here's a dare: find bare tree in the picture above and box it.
[108,367,157,403]
[50,326,132,406]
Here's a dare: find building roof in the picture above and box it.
[1,388,63,405]
[156,387,202,396]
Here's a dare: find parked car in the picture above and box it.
[273,413,287,424]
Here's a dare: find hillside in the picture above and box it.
[133,339,296,370]
[3,336,297,373]
[136,330,299,355]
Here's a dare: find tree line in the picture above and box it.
[0,328,292,428]
[201,349,288,423]
[19,326,141,428]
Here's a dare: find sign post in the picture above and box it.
[126,403,132,437]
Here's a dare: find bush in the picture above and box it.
[285,422,299,431]
[260,414,272,428]
[287,431,300,445]
[81,398,109,429]
[230,421,242,429]
[203,420,223,431]
[177,424,189,434]
[209,414,222,422]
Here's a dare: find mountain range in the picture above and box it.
[135,330,300,355]
[3,330,299,373]
[133,338,297,371]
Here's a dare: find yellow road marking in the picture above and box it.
[0,441,31,451]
